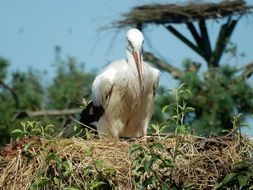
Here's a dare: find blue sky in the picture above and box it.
[0,0,253,88]
[0,0,253,134]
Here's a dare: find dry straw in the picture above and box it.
[115,0,253,27]
[0,134,252,189]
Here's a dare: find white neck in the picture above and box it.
[126,49,144,90]
[126,50,143,68]
[126,50,135,67]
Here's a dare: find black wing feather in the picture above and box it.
[80,101,104,132]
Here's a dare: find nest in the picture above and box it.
[115,0,253,27]
[0,135,252,189]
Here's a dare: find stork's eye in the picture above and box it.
[128,40,134,49]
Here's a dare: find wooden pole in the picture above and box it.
[209,18,238,68]
[166,25,206,59]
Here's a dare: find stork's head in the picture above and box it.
[126,28,144,85]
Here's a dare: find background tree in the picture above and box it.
[0,47,95,147]
[47,46,94,110]
[114,0,253,135]
[46,46,95,133]
[0,58,17,145]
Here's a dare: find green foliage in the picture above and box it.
[0,58,19,146]
[182,63,253,135]
[214,161,253,189]
[0,57,9,80]
[27,143,117,190]
[154,60,253,136]
[151,37,253,136]
[0,48,95,147]
[129,141,176,189]
[0,58,46,146]
[150,84,195,135]
[11,121,55,140]
[2,84,252,189]
[11,69,44,110]
[224,41,245,62]
[47,46,94,110]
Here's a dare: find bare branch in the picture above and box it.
[0,80,19,108]
[198,20,212,61]
[166,25,206,60]
[209,18,238,68]
[16,109,81,119]
[143,52,184,79]
[186,22,202,47]
[239,62,253,80]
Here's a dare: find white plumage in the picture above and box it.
[80,28,160,138]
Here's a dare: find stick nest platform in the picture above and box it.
[115,0,253,27]
[0,135,252,189]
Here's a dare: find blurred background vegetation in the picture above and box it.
[1,1,253,148]
[0,47,96,147]
[1,42,253,147]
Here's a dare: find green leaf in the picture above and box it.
[144,158,155,172]
[175,125,187,134]
[175,149,183,156]
[222,129,230,133]
[142,177,154,187]
[95,159,104,172]
[10,129,24,138]
[160,124,169,132]
[88,181,105,189]
[64,187,79,190]
[154,142,164,151]
[170,115,178,120]
[162,183,169,190]
[54,177,62,187]
[63,160,72,170]
[47,139,57,145]
[132,157,142,168]
[240,122,249,128]
[73,125,78,132]
[184,107,195,112]
[32,177,50,188]
[136,166,145,175]
[104,167,116,176]
[233,160,248,169]
[83,166,93,175]
[181,140,192,144]
[178,83,185,90]
[30,128,41,135]
[160,159,174,168]
[23,141,38,152]
[178,104,184,111]
[237,174,248,189]
[150,124,159,132]
[85,147,93,157]
[46,153,62,166]
[162,105,170,113]
[128,144,142,156]
[214,173,237,190]
[184,89,191,95]
[63,160,73,177]
[45,124,55,133]
[184,182,196,189]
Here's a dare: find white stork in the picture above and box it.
[80,28,160,138]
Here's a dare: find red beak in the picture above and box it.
[133,51,143,85]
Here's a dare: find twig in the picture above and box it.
[238,61,253,80]
[16,109,81,118]
[143,52,184,79]
[0,80,19,108]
